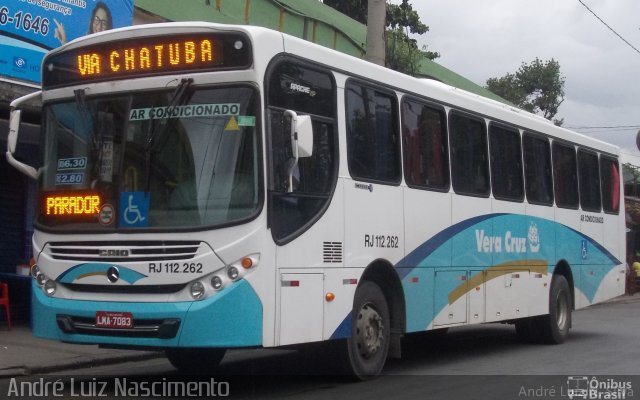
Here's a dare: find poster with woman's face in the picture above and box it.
[0,0,134,83]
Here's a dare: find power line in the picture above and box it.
[566,125,640,130]
[576,0,640,55]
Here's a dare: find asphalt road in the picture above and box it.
[4,296,640,399]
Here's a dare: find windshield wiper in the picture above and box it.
[145,78,194,151]
[144,78,194,192]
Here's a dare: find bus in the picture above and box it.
[6,22,626,379]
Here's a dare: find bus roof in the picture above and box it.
[49,21,620,156]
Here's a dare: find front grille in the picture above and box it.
[60,283,187,294]
[57,315,180,338]
[46,241,202,262]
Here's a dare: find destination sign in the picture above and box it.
[43,193,101,217]
[42,32,251,88]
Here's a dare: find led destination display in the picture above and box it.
[43,32,251,88]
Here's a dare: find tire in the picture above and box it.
[524,274,572,344]
[165,348,226,374]
[343,281,391,380]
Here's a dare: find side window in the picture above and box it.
[267,61,337,243]
[523,133,553,205]
[401,98,449,190]
[552,142,579,209]
[346,81,400,183]
[578,149,601,212]
[600,156,620,214]
[489,124,523,201]
[449,112,489,196]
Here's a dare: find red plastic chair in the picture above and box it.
[0,282,11,330]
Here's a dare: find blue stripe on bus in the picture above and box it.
[330,213,621,338]
[56,263,148,284]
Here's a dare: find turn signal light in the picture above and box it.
[241,257,253,269]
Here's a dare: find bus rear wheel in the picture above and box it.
[165,348,226,373]
[344,281,390,380]
[543,274,572,344]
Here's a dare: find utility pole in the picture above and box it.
[365,0,386,66]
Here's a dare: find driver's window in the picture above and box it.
[267,61,337,243]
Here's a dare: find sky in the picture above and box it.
[387,0,640,158]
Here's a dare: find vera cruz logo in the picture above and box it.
[475,222,541,254]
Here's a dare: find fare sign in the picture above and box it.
[43,32,252,88]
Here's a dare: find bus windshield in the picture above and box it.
[39,85,260,230]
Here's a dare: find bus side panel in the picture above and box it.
[402,187,450,332]
[602,212,625,301]
[344,180,404,273]
[274,182,346,346]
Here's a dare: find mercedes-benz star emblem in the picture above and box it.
[107,266,120,283]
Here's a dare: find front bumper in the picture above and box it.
[31,279,263,348]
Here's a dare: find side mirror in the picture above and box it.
[295,115,313,158]
[7,109,21,154]
[6,91,41,180]
[283,110,314,193]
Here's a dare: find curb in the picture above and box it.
[0,351,164,378]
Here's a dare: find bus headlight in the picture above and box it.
[211,275,224,290]
[227,266,239,281]
[36,273,47,286]
[44,280,57,296]
[190,281,205,299]
[31,264,40,278]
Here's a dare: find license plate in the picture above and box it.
[95,311,133,329]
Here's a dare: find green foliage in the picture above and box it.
[385,29,438,74]
[323,0,367,24]
[386,0,427,34]
[324,0,439,74]
[486,58,565,125]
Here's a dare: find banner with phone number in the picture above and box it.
[0,0,133,83]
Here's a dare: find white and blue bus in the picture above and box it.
[6,22,625,378]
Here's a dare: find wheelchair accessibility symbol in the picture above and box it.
[119,192,150,227]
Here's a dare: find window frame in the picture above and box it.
[577,147,602,213]
[448,110,490,198]
[600,154,620,215]
[522,131,554,206]
[264,57,339,245]
[552,140,579,210]
[345,78,402,186]
[400,96,450,193]
[488,122,524,202]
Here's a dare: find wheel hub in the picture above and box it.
[355,303,384,359]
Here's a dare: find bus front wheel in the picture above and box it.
[166,348,226,373]
[344,281,391,379]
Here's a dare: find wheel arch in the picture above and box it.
[359,259,406,336]
[553,259,575,309]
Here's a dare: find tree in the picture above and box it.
[324,0,439,74]
[365,0,386,66]
[486,58,565,125]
